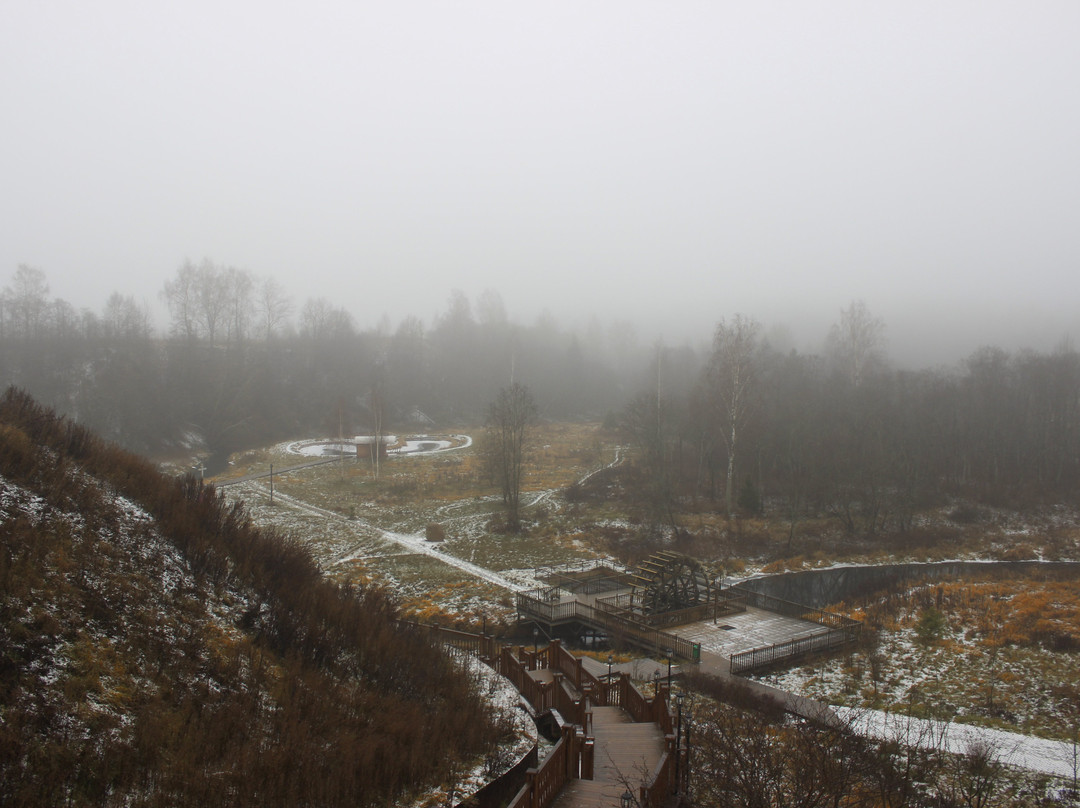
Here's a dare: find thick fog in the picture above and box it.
[2,2,1078,365]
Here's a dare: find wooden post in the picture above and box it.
[562,724,577,780]
[525,769,538,808]
[581,737,595,780]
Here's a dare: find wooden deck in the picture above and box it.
[552,706,667,808]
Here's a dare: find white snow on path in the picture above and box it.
[334,525,530,593]
[260,487,530,593]
[836,707,1079,779]
[521,447,626,510]
[576,445,624,486]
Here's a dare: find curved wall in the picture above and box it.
[737,560,1080,609]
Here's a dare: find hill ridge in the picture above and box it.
[0,387,497,807]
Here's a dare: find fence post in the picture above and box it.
[524,769,537,808]
[563,723,578,780]
[581,736,595,780]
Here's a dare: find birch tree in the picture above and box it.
[709,315,762,519]
[826,299,885,388]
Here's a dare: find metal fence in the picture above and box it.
[728,585,861,634]
[729,626,856,674]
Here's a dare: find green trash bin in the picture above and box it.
[692,642,701,663]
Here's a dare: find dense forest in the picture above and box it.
[0,262,632,457]
[0,389,501,806]
[2,262,1079,524]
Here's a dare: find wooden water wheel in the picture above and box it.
[631,551,713,615]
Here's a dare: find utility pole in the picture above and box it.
[269,463,274,503]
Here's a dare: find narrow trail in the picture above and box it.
[234,443,631,596]
[240,442,632,593]
[254,486,530,593]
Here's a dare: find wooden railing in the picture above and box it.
[639,739,675,808]
[416,622,677,808]
[534,560,636,596]
[594,589,748,629]
[508,732,568,808]
[518,591,700,662]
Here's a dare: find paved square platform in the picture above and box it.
[671,605,829,657]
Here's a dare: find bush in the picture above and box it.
[915,606,947,645]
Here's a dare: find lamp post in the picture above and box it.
[533,626,539,657]
[684,698,693,801]
[621,789,633,808]
[607,653,613,681]
[674,692,684,795]
[653,669,661,697]
[665,648,673,684]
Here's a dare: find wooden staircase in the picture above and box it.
[552,706,666,807]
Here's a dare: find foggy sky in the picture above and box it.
[3,2,1078,365]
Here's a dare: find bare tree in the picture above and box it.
[257,277,293,339]
[195,259,230,345]
[709,314,762,518]
[826,300,885,388]
[223,266,254,346]
[943,738,1002,808]
[162,258,238,345]
[102,292,152,340]
[300,297,354,341]
[162,259,199,341]
[5,264,51,339]
[369,374,385,479]
[484,382,538,532]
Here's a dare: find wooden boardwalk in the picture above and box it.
[552,706,667,808]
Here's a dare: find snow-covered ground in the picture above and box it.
[283,434,473,458]
[249,485,542,593]
[409,652,538,808]
[837,707,1079,780]
[331,520,534,593]
[390,434,473,456]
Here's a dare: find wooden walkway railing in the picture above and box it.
[517,590,701,662]
[414,624,678,808]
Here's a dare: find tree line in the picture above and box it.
[0,262,636,456]
[4,262,1079,525]
[623,301,1080,539]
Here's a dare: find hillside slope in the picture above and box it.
[0,388,498,807]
